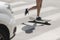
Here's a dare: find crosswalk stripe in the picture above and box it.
[14,7,57,20]
[43,13,60,22]
[28,27,60,40]
[16,13,60,34]
[10,1,27,7]
[0,1,5,5]
[12,4,36,12]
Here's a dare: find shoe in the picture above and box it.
[36,17,42,21]
[25,8,29,15]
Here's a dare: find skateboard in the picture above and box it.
[29,17,51,25]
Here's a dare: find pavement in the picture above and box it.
[0,0,60,40]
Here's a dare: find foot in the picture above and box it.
[25,8,29,15]
[36,17,42,21]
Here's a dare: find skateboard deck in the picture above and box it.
[28,20,51,25]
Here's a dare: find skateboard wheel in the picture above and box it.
[45,21,48,23]
[45,21,51,25]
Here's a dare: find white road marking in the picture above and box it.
[16,25,25,34]
[14,7,57,20]
[28,27,60,40]
[10,1,27,6]
[16,13,60,34]
[0,1,6,5]
[43,13,60,22]
[12,4,36,12]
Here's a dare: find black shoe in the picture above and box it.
[36,17,42,21]
[25,8,29,15]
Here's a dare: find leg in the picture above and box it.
[36,0,43,20]
[25,6,37,15]
[36,0,42,17]
[29,0,42,15]
[25,0,42,17]
[29,6,37,11]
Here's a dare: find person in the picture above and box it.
[25,0,43,21]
